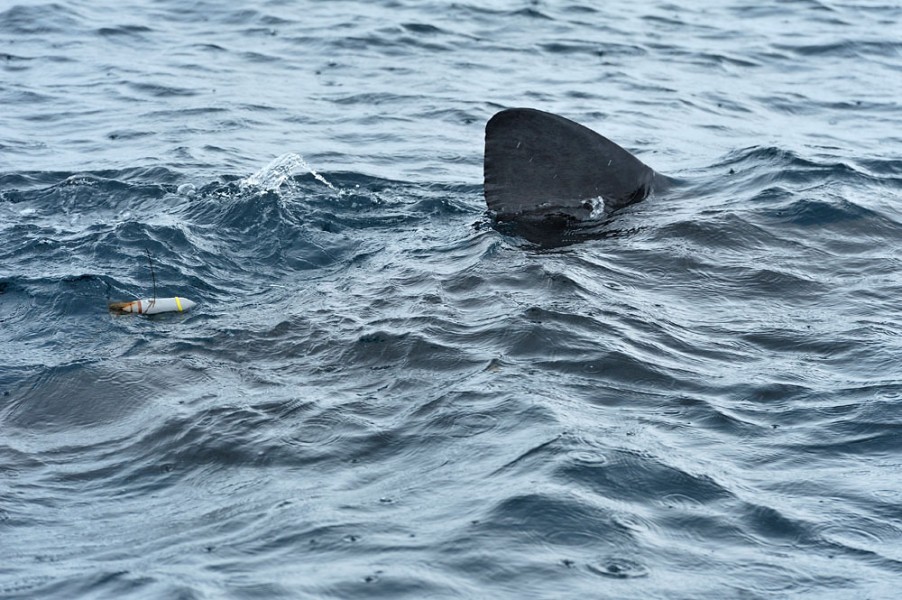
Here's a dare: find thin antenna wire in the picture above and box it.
[145,248,157,307]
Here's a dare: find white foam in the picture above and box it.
[240,153,337,193]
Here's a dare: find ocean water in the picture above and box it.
[2,0,901,598]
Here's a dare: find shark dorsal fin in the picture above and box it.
[484,108,658,222]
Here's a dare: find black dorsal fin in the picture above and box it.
[484,108,659,222]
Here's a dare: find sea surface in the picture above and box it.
[2,1,901,598]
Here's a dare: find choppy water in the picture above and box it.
[2,1,902,598]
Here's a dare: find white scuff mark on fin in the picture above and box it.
[588,196,607,219]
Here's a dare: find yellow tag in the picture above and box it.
[175,297,183,312]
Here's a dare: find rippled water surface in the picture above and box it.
[2,1,901,598]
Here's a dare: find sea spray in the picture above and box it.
[240,153,337,193]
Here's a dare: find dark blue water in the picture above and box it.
[2,1,901,598]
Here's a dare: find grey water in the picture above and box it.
[2,1,901,598]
